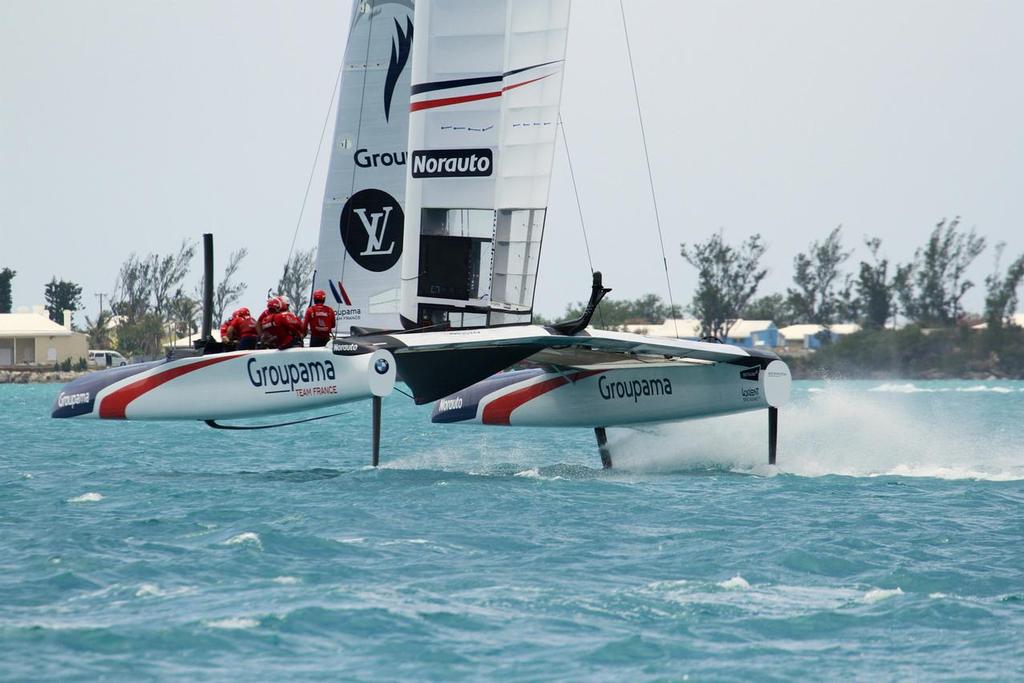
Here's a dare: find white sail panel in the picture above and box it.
[312,0,416,333]
[399,0,571,329]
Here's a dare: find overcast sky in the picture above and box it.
[3,0,1023,322]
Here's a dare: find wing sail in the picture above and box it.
[312,0,416,332]
[398,0,572,329]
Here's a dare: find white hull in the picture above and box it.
[433,360,791,428]
[52,348,395,421]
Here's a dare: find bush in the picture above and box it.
[75,357,87,371]
[59,358,73,372]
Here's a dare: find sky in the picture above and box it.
[3,0,1024,323]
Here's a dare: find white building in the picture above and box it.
[0,306,88,367]
[779,323,861,350]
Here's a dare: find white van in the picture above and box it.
[88,350,129,368]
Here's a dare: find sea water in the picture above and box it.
[1,380,1022,681]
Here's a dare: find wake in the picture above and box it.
[610,383,1024,481]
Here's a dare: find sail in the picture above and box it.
[312,0,416,333]
[398,0,571,329]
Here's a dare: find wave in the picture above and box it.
[67,492,104,503]
[609,382,1024,481]
[869,382,1021,394]
[222,532,262,549]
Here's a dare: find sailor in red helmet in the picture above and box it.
[303,289,336,347]
[262,297,304,350]
[257,296,282,345]
[226,307,259,350]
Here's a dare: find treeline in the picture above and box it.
[548,217,1024,339]
[1,244,317,359]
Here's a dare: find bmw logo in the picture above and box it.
[374,358,390,375]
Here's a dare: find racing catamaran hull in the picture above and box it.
[52,348,395,421]
[431,360,792,428]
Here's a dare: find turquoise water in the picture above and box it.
[2,380,1023,681]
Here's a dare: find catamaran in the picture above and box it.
[52,0,791,469]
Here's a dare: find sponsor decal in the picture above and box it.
[437,396,464,412]
[57,391,91,408]
[331,341,368,355]
[384,17,413,121]
[597,375,673,403]
[247,357,337,394]
[354,148,407,168]
[740,367,760,381]
[411,149,493,178]
[339,189,404,272]
[742,387,761,402]
[374,358,391,375]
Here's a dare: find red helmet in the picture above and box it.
[266,298,282,313]
[277,296,290,311]
[312,289,327,304]
[235,307,250,318]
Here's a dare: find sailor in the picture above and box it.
[219,313,236,351]
[303,290,336,347]
[227,307,259,350]
[264,298,304,350]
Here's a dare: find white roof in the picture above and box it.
[168,329,223,348]
[0,313,74,337]
[780,323,861,340]
[972,313,1024,330]
[623,318,702,338]
[726,319,775,338]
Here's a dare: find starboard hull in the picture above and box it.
[432,360,791,428]
[52,348,396,421]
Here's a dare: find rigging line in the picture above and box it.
[286,49,347,273]
[340,4,379,285]
[618,0,680,338]
[558,115,605,329]
[557,115,594,275]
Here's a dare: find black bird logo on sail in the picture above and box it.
[384,17,413,122]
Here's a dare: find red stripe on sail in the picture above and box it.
[338,281,352,306]
[481,370,602,426]
[410,74,553,113]
[99,355,240,419]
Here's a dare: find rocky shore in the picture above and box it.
[0,370,88,384]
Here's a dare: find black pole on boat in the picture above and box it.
[201,233,214,341]
[371,396,382,467]
[768,407,778,465]
[595,427,613,469]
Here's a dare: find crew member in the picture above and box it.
[257,297,282,347]
[263,298,304,350]
[227,307,259,350]
[303,289,336,347]
[219,313,236,350]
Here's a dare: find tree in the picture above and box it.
[742,293,795,327]
[899,217,986,326]
[150,240,196,319]
[681,231,768,338]
[0,268,15,313]
[854,237,897,329]
[787,226,851,325]
[983,243,1024,331]
[204,248,248,324]
[84,311,113,349]
[168,289,200,341]
[557,294,681,331]
[116,313,165,359]
[43,278,84,325]
[277,247,317,311]
[110,253,153,324]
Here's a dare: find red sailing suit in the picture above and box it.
[263,310,304,350]
[303,304,336,347]
[228,314,259,349]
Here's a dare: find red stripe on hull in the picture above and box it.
[99,355,240,419]
[481,370,603,426]
[410,74,553,113]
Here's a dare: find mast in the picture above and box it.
[398,0,571,329]
[311,0,416,333]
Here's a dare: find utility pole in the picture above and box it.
[94,292,106,316]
